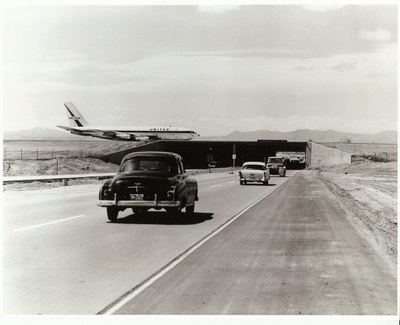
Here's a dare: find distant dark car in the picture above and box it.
[208,161,218,168]
[97,151,198,221]
[289,157,305,170]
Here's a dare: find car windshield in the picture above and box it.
[243,165,265,171]
[268,158,281,163]
[120,157,177,174]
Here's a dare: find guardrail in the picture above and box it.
[3,168,239,186]
[3,173,116,185]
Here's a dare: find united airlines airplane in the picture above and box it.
[58,102,199,141]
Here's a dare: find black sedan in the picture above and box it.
[98,151,198,221]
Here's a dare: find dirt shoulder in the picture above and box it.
[314,162,397,273]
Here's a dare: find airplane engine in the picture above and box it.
[135,136,150,141]
[115,132,131,140]
[115,133,149,141]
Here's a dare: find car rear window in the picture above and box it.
[120,157,177,174]
[243,165,265,170]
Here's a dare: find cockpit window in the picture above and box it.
[120,157,177,174]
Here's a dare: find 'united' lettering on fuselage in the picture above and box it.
[150,128,170,131]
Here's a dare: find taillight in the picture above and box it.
[167,185,176,200]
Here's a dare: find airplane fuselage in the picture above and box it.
[60,125,198,141]
[58,102,199,141]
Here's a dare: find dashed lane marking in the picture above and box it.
[13,215,85,232]
[210,184,222,188]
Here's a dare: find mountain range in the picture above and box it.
[203,129,397,143]
[3,127,397,143]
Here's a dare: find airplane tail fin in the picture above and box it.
[64,102,89,127]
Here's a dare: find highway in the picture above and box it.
[3,171,290,314]
[3,170,396,315]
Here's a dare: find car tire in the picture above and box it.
[107,207,119,221]
[186,203,195,214]
[240,180,244,185]
[263,180,269,185]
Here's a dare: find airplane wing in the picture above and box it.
[102,131,158,141]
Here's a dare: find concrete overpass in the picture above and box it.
[100,140,352,169]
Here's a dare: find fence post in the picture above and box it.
[20,149,23,160]
[4,148,6,160]
[56,157,59,175]
[36,149,39,160]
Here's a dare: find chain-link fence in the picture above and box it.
[351,152,396,163]
[3,149,103,160]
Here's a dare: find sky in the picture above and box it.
[2,3,398,136]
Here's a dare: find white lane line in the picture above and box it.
[13,215,85,232]
[227,181,235,184]
[99,174,294,315]
[210,184,222,188]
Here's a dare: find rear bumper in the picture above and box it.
[98,200,181,208]
[239,176,268,182]
[97,196,181,208]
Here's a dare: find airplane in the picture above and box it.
[57,102,199,141]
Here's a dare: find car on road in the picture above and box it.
[239,161,270,185]
[267,156,286,177]
[97,151,198,221]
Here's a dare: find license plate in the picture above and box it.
[130,194,144,200]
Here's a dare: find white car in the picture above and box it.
[239,161,270,185]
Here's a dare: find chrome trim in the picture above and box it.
[97,200,181,208]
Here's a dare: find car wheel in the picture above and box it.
[263,180,269,185]
[240,180,244,185]
[186,203,195,214]
[107,207,119,221]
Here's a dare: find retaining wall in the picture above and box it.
[306,142,352,167]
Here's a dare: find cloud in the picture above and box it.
[360,28,392,42]
[331,62,356,72]
[291,65,314,72]
[196,6,240,14]
[302,5,344,12]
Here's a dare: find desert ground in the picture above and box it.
[316,162,397,274]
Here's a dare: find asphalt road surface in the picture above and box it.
[3,171,290,314]
[3,170,396,315]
